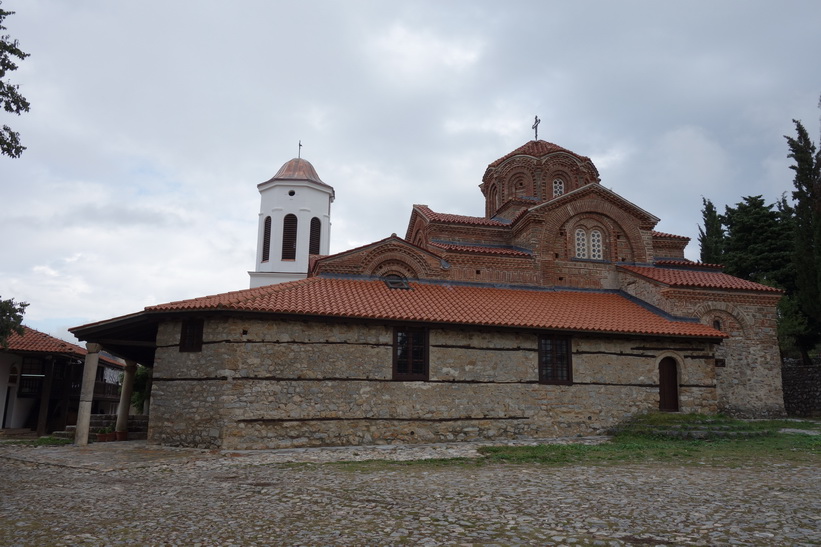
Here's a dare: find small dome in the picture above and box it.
[270,157,325,185]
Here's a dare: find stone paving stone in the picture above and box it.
[0,439,819,546]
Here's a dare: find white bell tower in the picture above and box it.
[249,156,334,288]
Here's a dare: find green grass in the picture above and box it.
[2,436,73,447]
[479,413,820,467]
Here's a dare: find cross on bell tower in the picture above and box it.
[532,115,541,140]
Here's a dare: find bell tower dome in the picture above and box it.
[249,156,335,288]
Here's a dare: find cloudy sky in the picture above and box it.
[1,0,820,344]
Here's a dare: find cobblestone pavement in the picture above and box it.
[1,439,819,546]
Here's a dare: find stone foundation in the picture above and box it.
[148,318,718,449]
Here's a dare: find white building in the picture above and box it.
[249,157,335,288]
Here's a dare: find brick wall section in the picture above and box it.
[149,318,717,449]
[781,361,821,417]
[618,271,785,417]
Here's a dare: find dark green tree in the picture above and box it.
[698,197,724,264]
[0,2,30,158]
[784,116,821,364]
[721,195,794,288]
[0,295,28,348]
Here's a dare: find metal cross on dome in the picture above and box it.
[532,116,541,140]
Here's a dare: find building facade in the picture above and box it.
[72,139,785,450]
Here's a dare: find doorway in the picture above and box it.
[659,357,679,412]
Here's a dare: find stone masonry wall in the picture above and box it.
[148,317,717,449]
[781,360,821,417]
[618,271,785,418]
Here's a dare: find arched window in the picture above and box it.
[553,178,564,197]
[574,227,605,260]
[309,217,321,255]
[575,228,588,258]
[261,216,272,262]
[282,214,297,260]
[589,229,603,260]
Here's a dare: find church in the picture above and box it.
[70,137,786,449]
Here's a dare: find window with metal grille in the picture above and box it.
[282,214,298,260]
[393,327,428,381]
[553,178,564,197]
[575,228,588,258]
[262,216,272,262]
[539,335,572,384]
[574,228,605,260]
[589,229,603,260]
[309,217,321,255]
[179,318,205,353]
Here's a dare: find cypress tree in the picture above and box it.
[698,197,724,264]
[785,117,821,364]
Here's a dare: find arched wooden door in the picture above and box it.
[659,357,679,412]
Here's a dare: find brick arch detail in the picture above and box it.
[693,302,751,336]
[539,200,647,263]
[362,246,439,279]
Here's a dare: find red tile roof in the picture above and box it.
[651,230,690,240]
[488,140,592,168]
[5,326,88,355]
[4,327,124,367]
[146,277,724,339]
[620,265,782,293]
[414,205,508,227]
[654,260,723,270]
[429,242,531,257]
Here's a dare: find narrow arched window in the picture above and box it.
[261,216,272,262]
[282,214,297,260]
[575,228,588,258]
[553,178,564,197]
[309,217,321,255]
[590,229,603,260]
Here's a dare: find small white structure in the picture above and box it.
[249,157,335,288]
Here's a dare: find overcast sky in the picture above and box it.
[1,0,820,344]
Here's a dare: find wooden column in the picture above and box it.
[115,361,137,438]
[36,357,55,437]
[75,343,101,446]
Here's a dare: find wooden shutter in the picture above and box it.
[282,214,297,260]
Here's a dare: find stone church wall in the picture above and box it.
[148,317,716,450]
[618,271,785,418]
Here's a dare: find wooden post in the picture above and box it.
[115,361,137,439]
[36,357,55,437]
[75,343,101,446]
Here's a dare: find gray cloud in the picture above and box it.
[2,0,819,343]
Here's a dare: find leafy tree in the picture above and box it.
[130,365,151,413]
[0,2,30,158]
[0,295,28,348]
[784,116,821,364]
[698,197,724,264]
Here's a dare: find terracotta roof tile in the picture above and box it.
[147,277,724,339]
[654,260,723,270]
[429,242,531,257]
[4,327,124,367]
[620,265,782,293]
[415,205,507,227]
[651,230,690,240]
[4,326,88,355]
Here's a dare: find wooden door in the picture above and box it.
[659,357,679,412]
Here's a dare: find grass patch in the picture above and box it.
[479,413,820,468]
[3,436,73,447]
